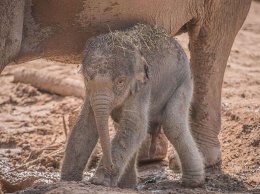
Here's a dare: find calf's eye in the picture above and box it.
[117,77,126,88]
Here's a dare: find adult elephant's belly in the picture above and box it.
[17,1,138,64]
[17,0,194,64]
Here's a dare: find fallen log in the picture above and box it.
[13,67,85,98]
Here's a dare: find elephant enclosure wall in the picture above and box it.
[0,1,259,194]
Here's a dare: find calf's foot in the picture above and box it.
[91,165,118,187]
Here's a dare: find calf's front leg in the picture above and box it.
[61,100,98,181]
[91,97,149,187]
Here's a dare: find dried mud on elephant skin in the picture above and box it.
[1,1,260,194]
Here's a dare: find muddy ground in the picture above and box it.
[0,1,259,194]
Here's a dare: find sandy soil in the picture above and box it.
[0,1,259,194]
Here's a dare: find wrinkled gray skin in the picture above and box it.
[61,25,204,188]
[1,0,252,170]
[148,123,162,159]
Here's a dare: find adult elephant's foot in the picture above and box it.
[190,101,222,168]
[190,130,222,167]
[197,144,221,167]
[191,121,222,167]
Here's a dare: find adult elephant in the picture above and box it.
[1,0,252,170]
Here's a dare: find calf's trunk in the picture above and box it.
[91,98,113,171]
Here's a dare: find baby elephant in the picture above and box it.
[60,24,204,188]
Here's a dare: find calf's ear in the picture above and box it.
[130,49,150,94]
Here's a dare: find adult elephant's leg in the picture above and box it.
[0,0,25,73]
[61,100,98,181]
[188,1,252,167]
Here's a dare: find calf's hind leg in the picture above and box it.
[162,86,204,186]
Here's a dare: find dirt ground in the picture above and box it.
[0,1,259,194]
